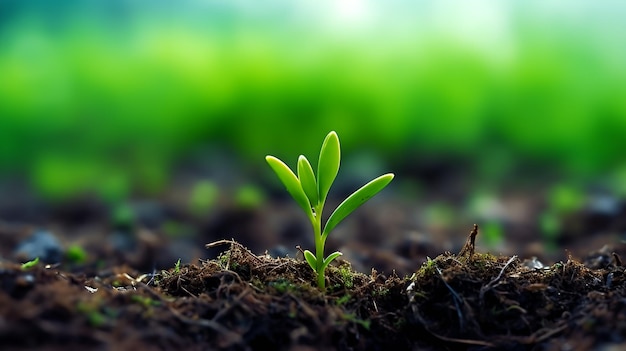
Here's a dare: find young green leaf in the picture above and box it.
[304,250,317,271]
[320,251,343,272]
[174,258,181,273]
[297,155,318,206]
[317,131,340,204]
[265,131,394,291]
[21,257,39,270]
[323,173,394,239]
[266,156,313,220]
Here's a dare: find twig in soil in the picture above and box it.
[612,252,623,267]
[135,282,169,301]
[435,266,466,332]
[211,288,253,322]
[265,261,294,275]
[530,323,569,343]
[458,224,478,260]
[179,284,197,298]
[427,331,495,348]
[168,305,243,347]
[510,321,569,345]
[287,294,323,329]
[411,309,494,348]
[295,245,304,256]
[205,239,264,267]
[213,271,247,299]
[479,255,518,305]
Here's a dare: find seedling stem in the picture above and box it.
[266,131,394,290]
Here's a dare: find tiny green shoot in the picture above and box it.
[266,131,394,290]
[21,257,40,270]
[174,258,181,274]
[66,244,88,264]
[336,293,351,305]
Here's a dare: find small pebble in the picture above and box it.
[588,194,620,216]
[15,274,35,288]
[522,256,546,270]
[268,245,292,258]
[109,230,138,252]
[14,230,63,263]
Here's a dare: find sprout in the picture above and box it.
[266,131,394,290]
[21,257,40,270]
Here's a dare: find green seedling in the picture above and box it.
[174,258,181,274]
[131,294,160,308]
[21,257,39,270]
[77,301,107,327]
[66,244,88,264]
[266,131,394,290]
[343,313,371,330]
[336,293,352,305]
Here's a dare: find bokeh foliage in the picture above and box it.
[1,1,625,199]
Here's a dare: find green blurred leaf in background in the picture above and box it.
[1,1,625,200]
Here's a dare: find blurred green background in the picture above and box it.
[1,0,625,202]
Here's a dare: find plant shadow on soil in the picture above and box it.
[1,226,626,350]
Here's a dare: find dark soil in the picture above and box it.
[2,225,626,350]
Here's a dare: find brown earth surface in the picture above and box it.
[2,226,626,351]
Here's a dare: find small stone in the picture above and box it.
[522,256,546,270]
[268,245,291,258]
[14,230,63,263]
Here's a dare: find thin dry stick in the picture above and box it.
[169,305,242,345]
[412,308,494,348]
[205,239,263,265]
[612,252,623,267]
[211,288,253,322]
[458,224,478,260]
[479,255,518,305]
[507,321,569,345]
[436,266,466,332]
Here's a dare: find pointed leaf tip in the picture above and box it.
[297,155,318,206]
[266,156,313,221]
[318,131,341,204]
[323,173,394,238]
[320,251,343,271]
[304,250,317,271]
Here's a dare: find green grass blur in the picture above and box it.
[1,1,625,200]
